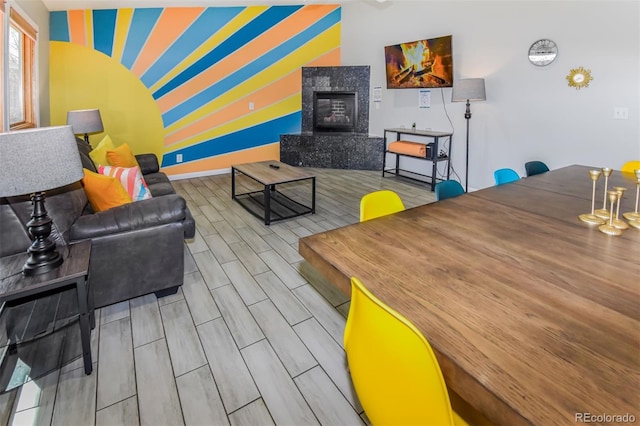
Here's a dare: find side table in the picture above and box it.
[0,240,93,388]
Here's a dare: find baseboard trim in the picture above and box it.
[167,168,232,181]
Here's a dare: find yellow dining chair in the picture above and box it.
[359,190,405,222]
[344,277,468,425]
[621,160,640,173]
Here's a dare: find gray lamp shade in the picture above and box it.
[66,109,104,134]
[0,125,84,197]
[451,78,486,102]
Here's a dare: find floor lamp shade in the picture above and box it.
[451,78,486,103]
[0,125,84,275]
[67,108,104,143]
[451,78,486,192]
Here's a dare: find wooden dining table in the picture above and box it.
[299,165,639,425]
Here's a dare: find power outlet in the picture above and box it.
[176,154,183,163]
[613,107,629,120]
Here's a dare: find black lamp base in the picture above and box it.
[22,191,64,276]
[23,248,63,276]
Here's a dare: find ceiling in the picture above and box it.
[40,0,388,12]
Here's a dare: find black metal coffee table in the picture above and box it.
[231,161,316,225]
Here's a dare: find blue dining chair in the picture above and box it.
[494,168,520,185]
[524,161,549,177]
[435,180,465,201]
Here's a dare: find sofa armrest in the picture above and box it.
[135,153,160,175]
[70,194,188,240]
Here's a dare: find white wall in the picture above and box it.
[341,0,640,190]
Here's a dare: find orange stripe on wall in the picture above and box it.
[164,71,301,146]
[162,143,280,176]
[164,47,339,147]
[131,7,205,77]
[157,4,338,112]
[68,10,85,46]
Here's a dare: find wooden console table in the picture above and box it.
[382,128,453,190]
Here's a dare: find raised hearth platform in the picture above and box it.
[280,132,383,171]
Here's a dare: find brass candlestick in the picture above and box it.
[579,169,605,224]
[594,167,613,219]
[599,190,622,235]
[622,169,640,221]
[612,187,629,230]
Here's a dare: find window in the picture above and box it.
[7,6,36,130]
[0,1,4,131]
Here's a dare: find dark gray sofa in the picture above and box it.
[0,140,195,309]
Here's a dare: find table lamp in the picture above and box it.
[0,126,84,275]
[66,109,103,144]
[452,78,486,192]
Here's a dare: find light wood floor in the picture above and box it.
[0,168,435,426]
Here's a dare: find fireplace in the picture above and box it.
[313,91,357,133]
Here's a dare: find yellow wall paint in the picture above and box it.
[49,41,165,164]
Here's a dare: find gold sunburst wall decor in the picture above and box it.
[566,66,593,90]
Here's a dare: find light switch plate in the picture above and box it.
[614,107,629,120]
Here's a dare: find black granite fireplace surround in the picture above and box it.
[280,66,383,171]
[301,66,370,134]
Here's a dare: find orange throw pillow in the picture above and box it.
[81,168,132,212]
[106,143,139,168]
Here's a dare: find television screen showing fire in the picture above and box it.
[385,35,453,89]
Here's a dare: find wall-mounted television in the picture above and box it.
[384,35,453,89]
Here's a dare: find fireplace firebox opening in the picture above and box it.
[313,91,357,133]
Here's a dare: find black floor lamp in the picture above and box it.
[452,79,486,192]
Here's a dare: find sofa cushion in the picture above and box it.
[0,200,31,257]
[144,172,176,197]
[1,182,89,251]
[107,143,139,168]
[89,134,115,166]
[99,165,152,202]
[77,140,97,173]
[82,168,132,212]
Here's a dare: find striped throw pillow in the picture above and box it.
[98,165,152,202]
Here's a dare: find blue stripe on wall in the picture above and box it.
[161,112,301,167]
[50,11,70,42]
[161,8,339,127]
[93,10,117,57]
[140,7,244,88]
[121,8,163,69]
[153,5,302,100]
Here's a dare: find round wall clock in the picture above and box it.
[528,39,558,66]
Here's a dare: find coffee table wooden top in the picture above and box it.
[299,165,640,425]
[232,161,315,186]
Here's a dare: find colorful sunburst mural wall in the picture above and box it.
[49,5,341,177]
